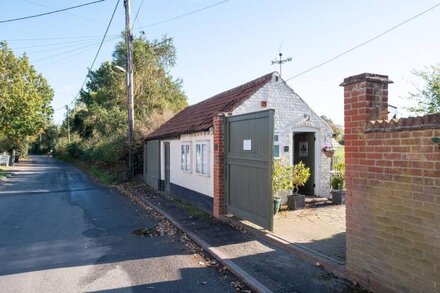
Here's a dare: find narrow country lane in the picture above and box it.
[0,156,235,292]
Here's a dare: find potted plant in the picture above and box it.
[331,155,345,205]
[331,174,345,204]
[272,159,292,214]
[287,162,311,210]
[321,143,335,157]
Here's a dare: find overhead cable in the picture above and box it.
[69,0,121,106]
[138,0,230,29]
[0,0,105,24]
[133,0,144,27]
[284,2,440,81]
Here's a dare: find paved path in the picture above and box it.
[274,205,346,263]
[0,156,235,293]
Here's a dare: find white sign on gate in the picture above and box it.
[243,139,252,151]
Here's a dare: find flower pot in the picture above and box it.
[287,193,305,210]
[323,150,335,158]
[273,196,281,214]
[331,190,345,205]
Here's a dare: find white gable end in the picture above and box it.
[232,74,333,197]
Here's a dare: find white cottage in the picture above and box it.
[144,72,333,213]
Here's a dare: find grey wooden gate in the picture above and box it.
[225,110,275,231]
[145,140,160,190]
[164,142,171,193]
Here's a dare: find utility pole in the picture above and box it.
[124,0,135,180]
[271,52,292,78]
[65,105,71,144]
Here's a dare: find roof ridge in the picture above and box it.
[146,72,276,140]
[187,72,276,109]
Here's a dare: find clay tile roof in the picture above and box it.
[146,72,275,141]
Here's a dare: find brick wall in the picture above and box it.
[342,73,440,292]
[213,114,225,218]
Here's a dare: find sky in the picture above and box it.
[1,0,440,126]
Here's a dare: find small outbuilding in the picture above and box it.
[144,72,333,215]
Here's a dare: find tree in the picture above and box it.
[407,65,440,115]
[320,115,343,143]
[30,124,59,154]
[0,41,54,153]
[66,34,188,178]
[76,34,187,139]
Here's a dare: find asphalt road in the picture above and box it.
[0,156,234,293]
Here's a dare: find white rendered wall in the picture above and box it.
[161,132,214,197]
[233,73,333,197]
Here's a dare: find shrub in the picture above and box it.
[331,175,344,190]
[68,142,84,159]
[273,159,292,195]
[292,162,311,193]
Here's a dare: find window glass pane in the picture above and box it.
[274,134,279,142]
[181,144,191,171]
[186,145,190,171]
[196,144,201,173]
[181,145,185,170]
[202,144,208,174]
[273,145,280,158]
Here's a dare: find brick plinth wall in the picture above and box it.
[213,114,226,218]
[342,73,440,292]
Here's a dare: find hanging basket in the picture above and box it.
[323,150,335,158]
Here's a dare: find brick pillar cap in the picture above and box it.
[340,73,393,86]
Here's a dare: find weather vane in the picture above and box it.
[271,52,292,78]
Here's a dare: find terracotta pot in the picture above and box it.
[323,150,335,157]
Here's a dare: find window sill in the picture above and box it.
[196,172,210,178]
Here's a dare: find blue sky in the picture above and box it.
[1,0,440,125]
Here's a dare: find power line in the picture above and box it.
[0,0,105,24]
[133,0,144,27]
[54,105,66,112]
[32,41,104,63]
[38,37,119,68]
[138,0,230,29]
[6,35,101,42]
[284,2,440,82]
[6,0,231,42]
[22,0,94,21]
[69,0,121,106]
[11,38,101,51]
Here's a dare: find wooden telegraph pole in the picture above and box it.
[65,105,71,144]
[124,0,135,180]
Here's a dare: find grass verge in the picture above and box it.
[71,160,119,185]
[0,168,6,180]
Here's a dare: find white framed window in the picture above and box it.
[181,143,191,172]
[273,133,280,158]
[196,142,210,175]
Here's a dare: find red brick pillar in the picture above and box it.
[213,114,225,218]
[340,73,393,203]
[340,73,392,286]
